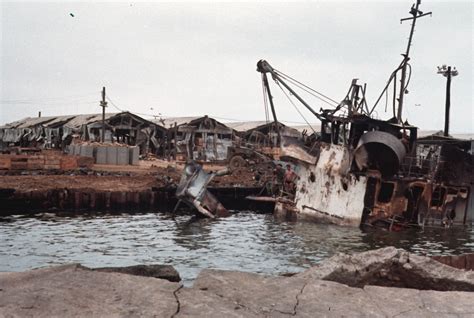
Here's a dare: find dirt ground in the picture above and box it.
[0,175,159,192]
[0,159,271,192]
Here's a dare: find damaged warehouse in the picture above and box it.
[0,113,111,151]
[0,112,167,156]
[227,121,303,160]
[156,115,236,162]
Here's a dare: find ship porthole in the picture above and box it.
[341,181,348,191]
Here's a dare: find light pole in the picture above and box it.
[437,65,459,137]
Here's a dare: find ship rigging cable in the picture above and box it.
[274,80,318,136]
[369,61,412,116]
[273,69,339,107]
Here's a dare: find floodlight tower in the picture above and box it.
[437,65,459,137]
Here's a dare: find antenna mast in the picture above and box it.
[397,0,431,122]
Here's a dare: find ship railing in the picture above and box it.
[399,155,442,179]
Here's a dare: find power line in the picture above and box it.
[107,95,318,126]
[105,96,124,112]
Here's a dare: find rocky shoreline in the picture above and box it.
[1,247,473,317]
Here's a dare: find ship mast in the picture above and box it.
[397,0,431,122]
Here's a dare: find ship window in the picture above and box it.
[430,186,446,207]
[377,182,394,203]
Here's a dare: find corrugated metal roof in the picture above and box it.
[289,124,321,133]
[1,113,118,130]
[226,121,270,132]
[9,116,57,129]
[63,113,117,129]
[152,116,201,129]
[152,116,234,131]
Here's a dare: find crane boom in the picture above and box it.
[257,60,323,121]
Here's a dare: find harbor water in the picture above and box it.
[1,211,473,285]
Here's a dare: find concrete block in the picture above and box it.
[60,156,78,170]
[129,146,139,165]
[117,147,129,165]
[0,158,11,170]
[77,156,94,168]
[44,164,60,170]
[95,146,107,164]
[44,158,60,165]
[10,157,28,170]
[80,145,94,158]
[74,145,81,156]
[27,157,45,170]
[106,146,118,165]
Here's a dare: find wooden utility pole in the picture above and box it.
[100,87,108,142]
[173,123,178,161]
[444,67,452,137]
[437,65,459,137]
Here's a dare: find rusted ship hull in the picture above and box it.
[275,140,473,229]
[253,1,473,229]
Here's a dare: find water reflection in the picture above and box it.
[0,212,472,285]
[173,216,213,251]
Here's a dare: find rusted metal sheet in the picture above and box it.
[176,161,230,218]
[354,131,407,177]
[294,144,367,226]
[279,143,317,165]
[172,116,236,163]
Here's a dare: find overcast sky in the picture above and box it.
[1,1,472,133]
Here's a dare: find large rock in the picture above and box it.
[190,269,308,316]
[92,264,181,282]
[176,269,474,317]
[1,249,474,317]
[0,264,180,317]
[298,246,474,291]
[176,288,262,318]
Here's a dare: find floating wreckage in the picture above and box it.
[247,1,473,229]
[175,161,230,218]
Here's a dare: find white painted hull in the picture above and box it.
[291,144,367,226]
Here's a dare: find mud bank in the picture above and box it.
[0,167,271,215]
[1,248,473,317]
